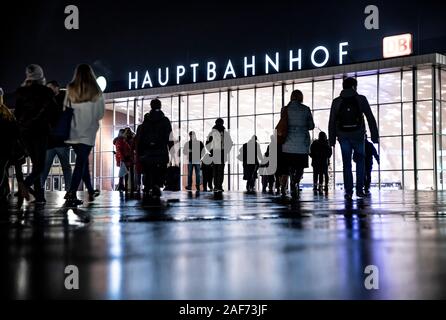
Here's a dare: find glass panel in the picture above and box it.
[334,78,343,99]
[180,96,187,121]
[358,74,377,105]
[404,171,415,190]
[188,94,203,120]
[295,82,313,109]
[172,96,179,122]
[379,104,401,136]
[220,91,228,118]
[274,84,283,113]
[403,136,414,170]
[379,72,401,104]
[334,143,343,172]
[416,101,433,134]
[159,97,172,119]
[380,137,402,170]
[313,109,330,137]
[100,126,114,152]
[402,103,413,135]
[284,84,293,104]
[380,171,402,190]
[417,135,433,169]
[402,71,413,102]
[256,114,273,144]
[239,89,255,116]
[238,116,255,145]
[256,86,273,114]
[115,101,128,126]
[418,170,434,190]
[313,80,333,110]
[204,92,219,119]
[188,120,204,143]
[229,90,238,118]
[442,70,446,101]
[417,68,432,100]
[229,117,238,145]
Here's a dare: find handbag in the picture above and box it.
[275,106,288,145]
[118,162,129,177]
[51,99,74,141]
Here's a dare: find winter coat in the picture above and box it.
[14,83,59,136]
[281,101,315,154]
[65,95,105,146]
[136,110,173,165]
[47,90,67,149]
[114,136,133,167]
[206,124,233,164]
[310,139,332,170]
[328,88,379,146]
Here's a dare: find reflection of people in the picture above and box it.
[241,135,262,193]
[64,64,105,206]
[328,77,379,200]
[206,118,233,195]
[310,131,332,192]
[136,99,174,202]
[41,80,73,191]
[183,131,204,191]
[279,89,315,200]
[14,64,59,204]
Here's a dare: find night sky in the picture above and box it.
[1,0,446,95]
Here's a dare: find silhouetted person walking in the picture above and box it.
[14,65,58,204]
[359,135,380,195]
[279,90,315,200]
[240,135,262,193]
[206,118,233,196]
[310,131,332,192]
[41,80,73,191]
[136,99,174,203]
[183,131,204,192]
[64,64,104,206]
[328,77,379,200]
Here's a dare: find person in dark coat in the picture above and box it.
[201,136,214,192]
[354,135,380,195]
[240,135,263,193]
[205,118,233,196]
[183,131,205,192]
[310,131,332,192]
[14,65,59,204]
[40,80,73,192]
[136,99,174,202]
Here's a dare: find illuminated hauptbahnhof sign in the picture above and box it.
[128,42,350,89]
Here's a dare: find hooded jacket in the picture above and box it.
[328,89,379,146]
[14,82,58,135]
[136,109,173,165]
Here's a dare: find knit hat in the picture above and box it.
[25,64,46,83]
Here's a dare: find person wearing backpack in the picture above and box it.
[328,77,379,200]
[310,131,332,193]
[40,81,73,192]
[136,99,174,202]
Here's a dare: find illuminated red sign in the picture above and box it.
[383,34,413,58]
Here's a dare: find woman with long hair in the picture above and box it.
[64,64,105,206]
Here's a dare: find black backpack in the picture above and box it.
[336,96,363,132]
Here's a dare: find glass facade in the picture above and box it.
[25,65,445,192]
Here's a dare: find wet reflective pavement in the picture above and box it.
[1,190,446,299]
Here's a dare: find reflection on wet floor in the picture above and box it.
[1,190,446,299]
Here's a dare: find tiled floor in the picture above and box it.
[1,190,446,299]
